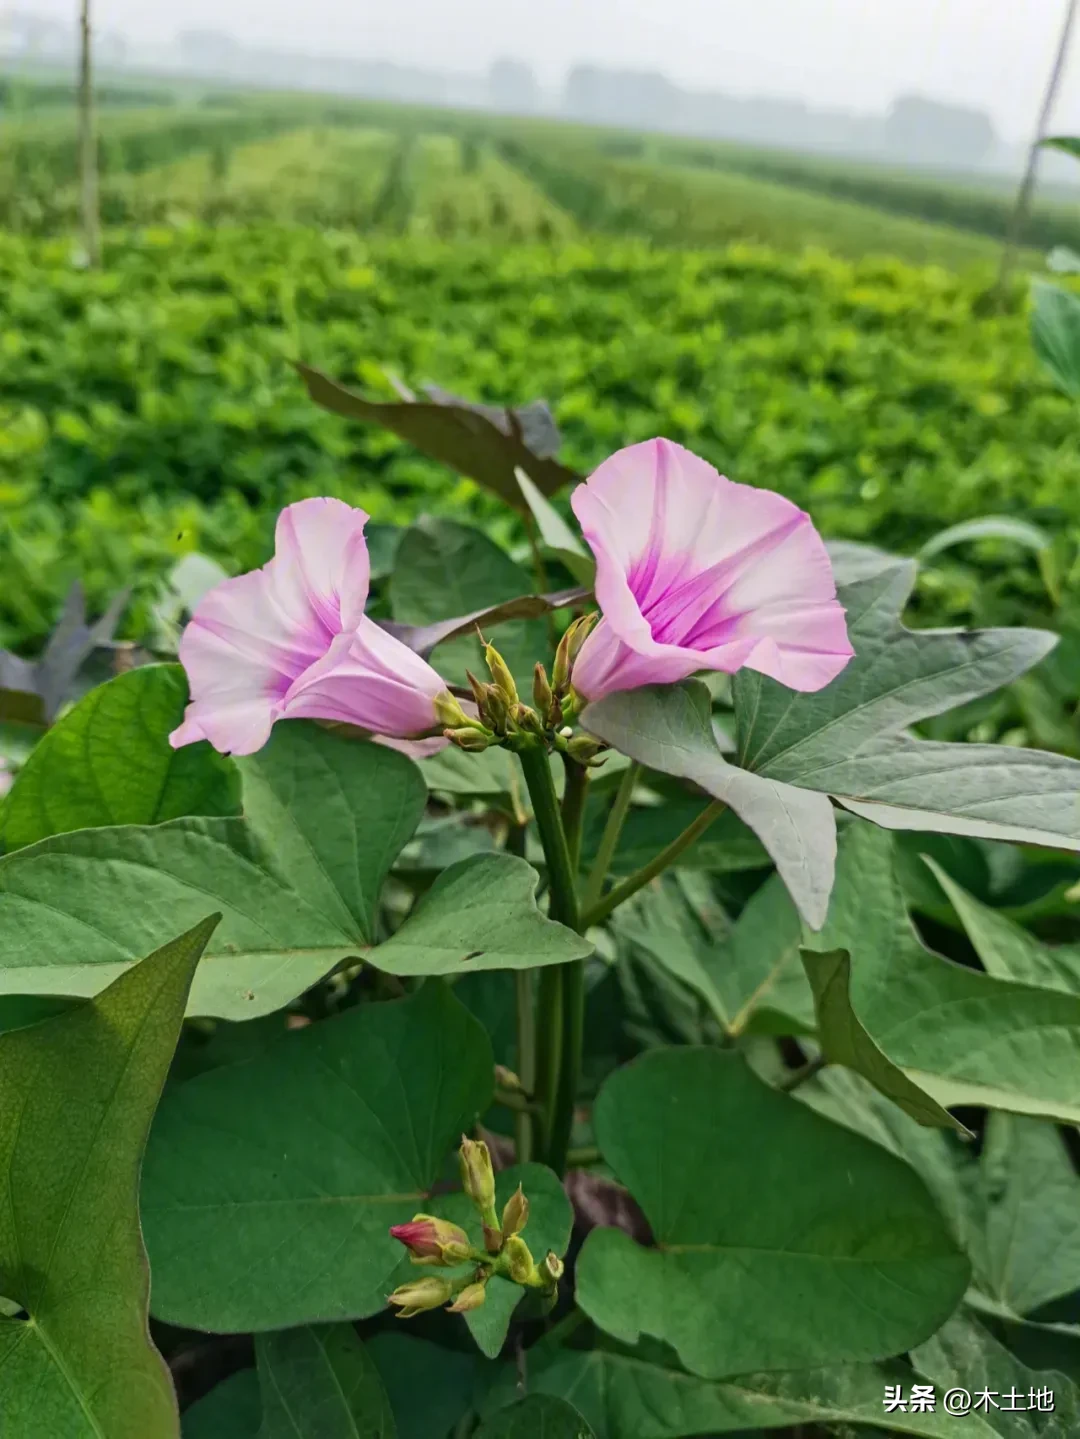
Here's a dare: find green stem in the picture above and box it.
[516,743,582,1174]
[560,755,589,875]
[567,1144,601,1167]
[581,760,639,916]
[507,824,536,1166]
[580,799,727,928]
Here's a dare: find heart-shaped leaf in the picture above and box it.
[0,916,218,1439]
[576,1047,969,1378]
[257,1324,396,1438]
[0,665,240,854]
[142,982,493,1332]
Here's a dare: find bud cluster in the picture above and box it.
[442,615,607,766]
[387,1135,564,1322]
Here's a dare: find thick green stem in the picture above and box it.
[507,824,535,1165]
[560,755,589,875]
[517,743,582,1172]
[581,760,639,916]
[581,799,727,928]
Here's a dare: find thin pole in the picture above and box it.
[77,0,101,268]
[998,0,1079,294]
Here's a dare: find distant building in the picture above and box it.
[489,59,539,114]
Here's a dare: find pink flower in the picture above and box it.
[389,1215,471,1265]
[169,498,450,756]
[570,439,853,701]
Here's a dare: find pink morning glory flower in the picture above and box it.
[169,497,450,756]
[570,439,853,701]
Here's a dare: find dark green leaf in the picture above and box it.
[576,1047,968,1378]
[0,665,240,853]
[367,1333,481,1439]
[0,916,218,1439]
[182,1371,261,1439]
[476,1395,595,1438]
[142,983,493,1332]
[801,947,971,1134]
[256,1323,396,1438]
[297,363,579,511]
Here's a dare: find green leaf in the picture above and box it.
[256,1324,396,1438]
[370,855,591,977]
[586,797,768,877]
[498,1338,994,1438]
[1032,279,1080,397]
[367,1333,481,1439]
[0,915,218,1439]
[515,467,595,586]
[914,1311,1080,1436]
[297,364,579,512]
[1042,135,1080,161]
[389,516,551,692]
[576,1047,969,1378]
[434,1162,572,1359]
[476,1395,595,1438]
[817,821,1080,1126]
[182,1371,261,1439]
[925,856,1080,994]
[0,725,425,1018]
[142,982,493,1332]
[0,665,240,854]
[918,516,1052,562]
[800,947,972,1135]
[581,680,837,928]
[971,1113,1080,1318]
[733,561,1077,852]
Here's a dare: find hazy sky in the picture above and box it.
[30,0,1080,144]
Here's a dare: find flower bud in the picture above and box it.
[483,639,519,705]
[387,1275,456,1319]
[389,1215,472,1266]
[501,1184,529,1239]
[434,690,475,730]
[504,1234,537,1286]
[444,726,494,753]
[459,1136,496,1215]
[552,612,598,695]
[566,734,605,764]
[494,1064,523,1091]
[446,1280,487,1314]
[543,1251,564,1284]
[533,663,553,716]
[510,703,544,739]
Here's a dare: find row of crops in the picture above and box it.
[1,92,1062,265]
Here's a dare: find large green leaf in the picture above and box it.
[142,983,493,1332]
[971,1113,1080,1318]
[801,947,971,1135]
[434,1162,573,1360]
[926,857,1080,995]
[819,823,1080,1125]
[0,665,240,853]
[182,1372,261,1439]
[515,466,595,586]
[476,1395,595,1438]
[373,855,590,975]
[734,561,1077,850]
[297,363,579,511]
[390,517,549,692]
[1031,279,1080,398]
[367,1333,481,1439]
[256,1324,396,1438]
[0,916,218,1439]
[0,725,583,1012]
[576,1047,968,1379]
[498,1338,994,1438]
[581,680,836,928]
[914,1311,1080,1437]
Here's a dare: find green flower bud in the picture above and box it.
[444,726,494,752]
[483,639,519,704]
[387,1274,456,1319]
[501,1184,529,1239]
[566,733,605,764]
[434,690,475,730]
[552,612,598,694]
[446,1280,487,1314]
[533,663,553,716]
[459,1135,497,1219]
[504,1234,537,1286]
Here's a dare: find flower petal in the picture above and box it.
[283,620,448,738]
[273,496,371,631]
